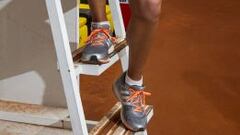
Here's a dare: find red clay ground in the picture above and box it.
[80,0,240,134]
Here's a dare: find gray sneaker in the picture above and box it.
[113,72,151,131]
[80,24,115,64]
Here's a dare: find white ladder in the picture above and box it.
[45,0,149,135]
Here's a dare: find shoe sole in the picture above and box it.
[81,45,114,65]
[120,109,145,132]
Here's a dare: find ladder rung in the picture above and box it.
[89,102,154,135]
[73,39,128,76]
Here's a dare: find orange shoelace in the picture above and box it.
[86,29,116,46]
[127,88,151,113]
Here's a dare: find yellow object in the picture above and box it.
[80,17,87,26]
[79,17,88,48]
[107,14,114,32]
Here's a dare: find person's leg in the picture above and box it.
[113,0,162,131]
[88,0,107,22]
[81,0,115,64]
[127,0,162,80]
[85,0,162,131]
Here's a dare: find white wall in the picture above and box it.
[0,0,78,107]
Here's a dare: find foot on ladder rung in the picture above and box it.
[89,102,154,135]
[72,38,128,76]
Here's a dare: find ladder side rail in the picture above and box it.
[76,0,80,88]
[45,0,88,135]
[108,0,129,72]
[108,0,126,38]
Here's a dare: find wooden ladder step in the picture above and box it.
[72,38,127,63]
[89,102,154,135]
[72,38,128,76]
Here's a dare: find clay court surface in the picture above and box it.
[80,0,240,134]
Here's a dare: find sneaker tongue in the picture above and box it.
[91,24,110,30]
[129,85,145,91]
[92,32,108,41]
[94,33,102,38]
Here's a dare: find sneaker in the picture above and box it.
[80,24,116,64]
[112,72,151,131]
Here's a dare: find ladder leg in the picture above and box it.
[119,46,129,72]
[108,0,126,39]
[45,0,88,135]
[108,0,129,72]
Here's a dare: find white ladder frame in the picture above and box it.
[46,0,88,134]
[45,0,133,135]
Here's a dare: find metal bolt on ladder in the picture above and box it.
[45,0,154,135]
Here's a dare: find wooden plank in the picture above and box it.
[0,120,72,135]
[124,130,133,135]
[89,102,154,135]
[112,124,126,135]
[134,130,148,135]
[89,102,122,135]
[0,100,69,128]
[106,120,122,135]
[0,100,97,131]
